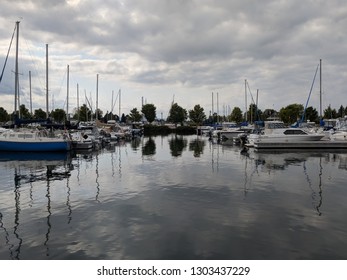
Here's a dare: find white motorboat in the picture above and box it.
[329,118,347,141]
[212,122,253,140]
[70,131,93,150]
[247,121,325,146]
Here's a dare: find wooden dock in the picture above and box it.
[254,140,347,150]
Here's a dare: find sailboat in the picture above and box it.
[0,21,71,152]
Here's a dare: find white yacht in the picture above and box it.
[212,122,252,140]
[247,121,325,146]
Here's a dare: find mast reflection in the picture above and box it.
[44,173,51,257]
[0,151,72,259]
[0,212,13,258]
[13,169,23,259]
[303,158,323,216]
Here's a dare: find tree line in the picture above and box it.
[1,101,347,127]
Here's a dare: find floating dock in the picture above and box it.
[254,140,347,150]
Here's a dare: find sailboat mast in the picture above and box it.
[96,73,99,120]
[45,44,49,118]
[320,59,322,119]
[119,89,121,121]
[211,92,214,121]
[67,65,69,120]
[111,90,114,120]
[217,92,219,124]
[245,79,248,122]
[77,83,79,121]
[29,70,32,115]
[14,21,19,116]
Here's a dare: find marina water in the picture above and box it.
[1,134,347,259]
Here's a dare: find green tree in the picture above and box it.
[129,107,142,122]
[279,103,304,125]
[51,108,66,123]
[229,107,243,123]
[102,111,118,122]
[188,104,206,126]
[34,108,47,119]
[0,107,9,122]
[167,103,187,126]
[323,105,337,119]
[93,108,103,120]
[247,104,262,122]
[263,109,278,120]
[19,104,31,119]
[304,106,319,123]
[141,103,156,123]
[338,105,345,118]
[73,104,92,122]
[120,113,127,123]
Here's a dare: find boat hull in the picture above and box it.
[0,140,71,152]
[256,134,325,142]
[72,141,93,150]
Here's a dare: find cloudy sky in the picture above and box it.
[1,0,347,119]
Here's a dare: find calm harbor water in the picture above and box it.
[1,134,347,260]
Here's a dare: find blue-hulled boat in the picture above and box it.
[0,129,71,152]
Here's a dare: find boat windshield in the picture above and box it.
[265,121,286,129]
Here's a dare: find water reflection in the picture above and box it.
[0,213,12,258]
[168,135,187,157]
[130,138,141,151]
[66,174,72,224]
[142,137,156,156]
[0,151,72,259]
[248,150,328,216]
[189,137,206,157]
[252,151,308,171]
[1,136,347,260]
[44,179,52,257]
[13,175,22,259]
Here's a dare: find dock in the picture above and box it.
[254,140,347,150]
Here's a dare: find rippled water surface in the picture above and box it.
[1,135,347,259]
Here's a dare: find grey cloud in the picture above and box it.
[2,0,347,113]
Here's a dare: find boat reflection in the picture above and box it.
[244,150,347,216]
[0,151,73,259]
[0,151,71,166]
